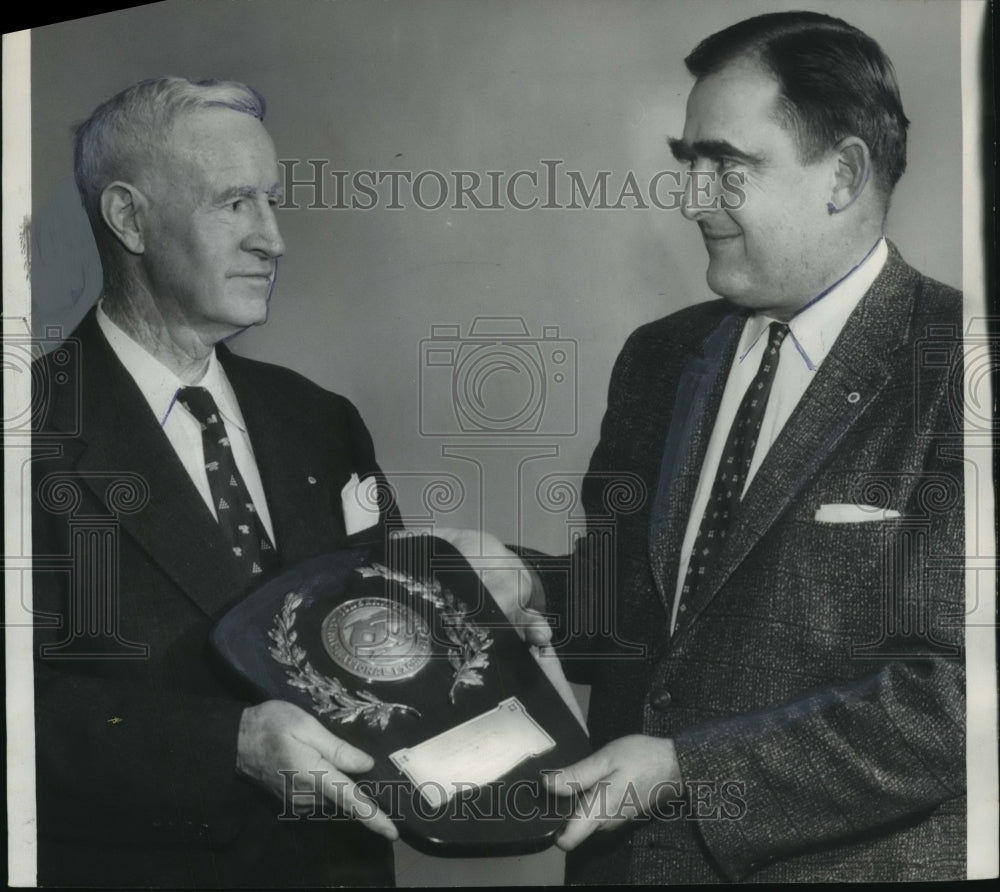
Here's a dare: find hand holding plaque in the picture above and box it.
[213,534,590,854]
[235,698,399,839]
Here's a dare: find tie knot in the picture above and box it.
[177,386,221,425]
[768,321,790,350]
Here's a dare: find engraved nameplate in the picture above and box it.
[389,697,556,808]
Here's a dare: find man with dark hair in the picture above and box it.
[486,10,965,883]
[681,11,910,196]
[32,77,397,887]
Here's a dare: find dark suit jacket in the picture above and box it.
[31,309,395,887]
[532,244,966,883]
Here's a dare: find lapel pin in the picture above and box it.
[307,476,317,485]
[847,392,861,404]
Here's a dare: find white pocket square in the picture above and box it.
[340,473,380,535]
[814,503,901,523]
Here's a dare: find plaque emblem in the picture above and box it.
[322,597,431,681]
[266,562,494,731]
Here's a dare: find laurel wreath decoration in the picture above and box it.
[357,562,493,704]
[267,592,420,729]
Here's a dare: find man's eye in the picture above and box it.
[230,199,246,211]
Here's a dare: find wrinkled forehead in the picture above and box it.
[164,106,274,163]
[145,106,277,189]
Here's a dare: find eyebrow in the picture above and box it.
[668,137,763,166]
[216,183,285,202]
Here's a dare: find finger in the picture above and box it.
[320,769,398,841]
[509,612,551,646]
[522,608,553,646]
[525,626,551,647]
[555,780,613,851]
[338,779,399,840]
[543,750,611,797]
[291,716,375,774]
[323,735,375,774]
[556,808,602,851]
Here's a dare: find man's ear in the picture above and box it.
[827,136,872,214]
[99,182,148,254]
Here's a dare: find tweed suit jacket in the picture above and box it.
[31,308,395,887]
[534,244,966,883]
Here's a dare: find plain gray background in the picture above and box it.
[27,0,964,884]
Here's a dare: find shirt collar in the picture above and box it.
[739,238,888,371]
[96,301,247,431]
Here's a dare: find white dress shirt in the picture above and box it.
[671,238,888,632]
[96,303,277,545]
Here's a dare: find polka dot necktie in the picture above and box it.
[176,386,279,585]
[680,321,790,612]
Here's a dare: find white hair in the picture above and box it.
[73,76,266,221]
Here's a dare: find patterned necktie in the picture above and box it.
[176,386,279,584]
[679,321,790,611]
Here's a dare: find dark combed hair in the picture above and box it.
[685,11,909,196]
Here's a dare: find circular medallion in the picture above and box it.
[322,597,431,681]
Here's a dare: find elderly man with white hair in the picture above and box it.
[32,77,397,887]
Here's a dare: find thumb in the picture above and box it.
[522,608,553,647]
[544,750,609,797]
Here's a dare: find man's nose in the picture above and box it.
[680,168,722,222]
[245,200,285,259]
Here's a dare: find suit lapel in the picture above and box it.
[219,349,348,565]
[648,310,746,612]
[682,244,919,627]
[60,313,357,618]
[69,311,247,617]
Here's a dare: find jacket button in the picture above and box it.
[649,690,672,711]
